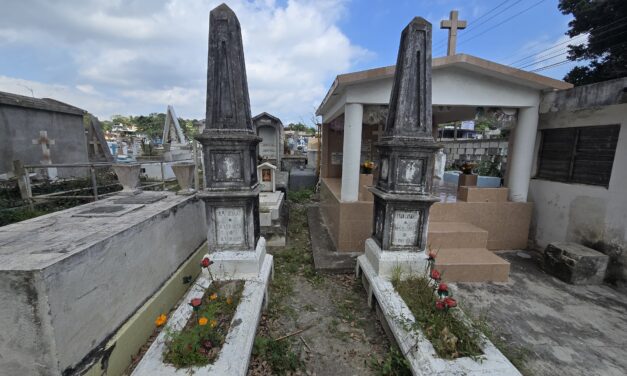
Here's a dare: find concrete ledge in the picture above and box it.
[457,187,509,203]
[356,255,521,376]
[83,242,209,376]
[132,254,274,375]
[308,206,360,273]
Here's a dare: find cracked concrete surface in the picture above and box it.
[454,251,627,376]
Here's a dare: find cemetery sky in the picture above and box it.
[0,0,578,124]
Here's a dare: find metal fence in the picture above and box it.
[10,160,177,211]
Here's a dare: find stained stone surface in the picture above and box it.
[205,3,252,132]
[0,193,206,374]
[544,242,609,285]
[196,4,261,251]
[370,17,440,253]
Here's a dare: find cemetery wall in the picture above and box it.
[441,138,508,169]
[529,78,627,282]
[0,96,89,178]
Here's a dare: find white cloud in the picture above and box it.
[0,75,122,116]
[0,0,371,123]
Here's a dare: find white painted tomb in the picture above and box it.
[0,192,206,375]
[257,162,286,247]
[131,239,274,376]
[357,255,521,376]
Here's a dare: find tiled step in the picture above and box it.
[434,248,510,282]
[427,222,488,250]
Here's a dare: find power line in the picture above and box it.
[515,27,627,69]
[457,0,547,47]
[433,0,519,51]
[529,40,627,72]
[505,15,627,66]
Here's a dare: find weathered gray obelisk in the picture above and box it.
[361,17,440,277]
[196,4,266,278]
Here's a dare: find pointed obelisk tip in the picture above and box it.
[406,16,431,30]
[212,3,234,13]
[211,3,238,21]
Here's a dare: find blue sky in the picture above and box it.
[0,0,579,123]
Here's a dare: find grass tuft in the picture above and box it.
[392,274,483,359]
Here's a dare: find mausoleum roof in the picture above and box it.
[253,112,283,124]
[316,53,573,116]
[0,90,87,116]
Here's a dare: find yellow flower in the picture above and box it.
[210,293,218,301]
[155,314,167,327]
[226,296,233,305]
[198,317,208,326]
[210,319,218,328]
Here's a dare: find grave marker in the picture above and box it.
[196,4,268,278]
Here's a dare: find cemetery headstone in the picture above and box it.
[257,162,277,192]
[195,4,267,278]
[364,16,440,275]
[253,112,283,167]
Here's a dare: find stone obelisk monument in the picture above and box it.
[196,4,266,279]
[361,17,440,277]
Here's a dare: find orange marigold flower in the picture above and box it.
[210,293,218,301]
[226,296,233,305]
[198,317,208,326]
[210,319,218,328]
[155,314,167,327]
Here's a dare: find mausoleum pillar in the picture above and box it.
[341,103,363,202]
[508,105,539,202]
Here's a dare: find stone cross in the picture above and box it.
[440,10,466,56]
[32,130,55,164]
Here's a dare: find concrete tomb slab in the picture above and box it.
[544,242,609,285]
[112,194,167,205]
[0,192,206,375]
[259,191,286,247]
[73,204,144,217]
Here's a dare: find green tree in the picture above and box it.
[559,0,627,85]
[132,113,166,140]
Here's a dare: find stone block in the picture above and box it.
[544,242,609,285]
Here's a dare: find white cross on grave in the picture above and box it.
[440,10,467,56]
[32,130,58,179]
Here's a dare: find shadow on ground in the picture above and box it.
[455,250,627,376]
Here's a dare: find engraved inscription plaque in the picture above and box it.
[215,207,245,245]
[391,210,420,246]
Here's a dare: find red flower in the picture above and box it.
[437,283,449,296]
[430,269,441,281]
[200,257,213,268]
[435,299,445,310]
[443,297,457,309]
[428,251,437,261]
[190,298,202,309]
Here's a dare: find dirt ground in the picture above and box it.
[247,200,395,376]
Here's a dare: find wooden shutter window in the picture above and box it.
[536,125,620,187]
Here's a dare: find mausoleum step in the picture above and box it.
[434,248,510,282]
[428,221,488,249]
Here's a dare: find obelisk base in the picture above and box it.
[362,238,428,278]
[207,238,268,280]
